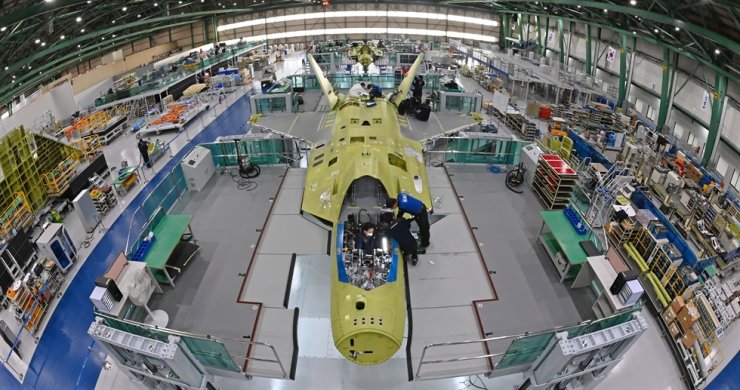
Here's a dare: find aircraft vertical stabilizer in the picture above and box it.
[307,54,341,110]
[392,53,425,106]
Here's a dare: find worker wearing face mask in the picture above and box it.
[355,222,377,254]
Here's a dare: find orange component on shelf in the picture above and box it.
[149,104,187,125]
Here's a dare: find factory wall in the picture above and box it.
[628,84,661,121]
[670,108,710,153]
[673,72,713,125]
[73,78,115,111]
[0,81,77,136]
[529,20,738,167]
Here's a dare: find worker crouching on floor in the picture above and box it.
[388,217,418,266]
[386,192,430,253]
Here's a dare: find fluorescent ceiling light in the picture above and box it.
[217,11,498,32]
[221,27,498,45]
[76,17,82,22]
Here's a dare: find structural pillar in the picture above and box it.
[535,16,543,56]
[623,37,637,110]
[703,73,728,164]
[656,48,674,131]
[502,14,511,50]
[544,17,550,57]
[557,19,565,66]
[586,25,593,76]
[617,33,628,107]
[518,14,525,45]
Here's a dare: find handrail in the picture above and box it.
[95,313,289,379]
[413,304,642,380]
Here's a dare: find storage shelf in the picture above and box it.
[533,155,578,210]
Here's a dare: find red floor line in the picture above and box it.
[236,167,289,374]
[443,166,499,301]
[236,166,289,303]
[472,299,495,373]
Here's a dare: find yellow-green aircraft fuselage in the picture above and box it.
[301,52,430,365]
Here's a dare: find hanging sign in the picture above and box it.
[547,31,555,43]
[701,90,710,111]
[606,47,616,63]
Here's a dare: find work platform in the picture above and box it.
[150,164,598,387]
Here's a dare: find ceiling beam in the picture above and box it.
[2,9,254,76]
[495,9,738,83]
[492,0,740,53]
[0,21,196,104]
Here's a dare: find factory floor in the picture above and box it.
[0,49,714,389]
[97,164,688,389]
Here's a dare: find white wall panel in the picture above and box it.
[571,34,586,60]
[720,102,740,149]
[673,72,713,124]
[670,108,709,149]
[629,85,660,116]
[728,81,740,101]
[632,55,662,92]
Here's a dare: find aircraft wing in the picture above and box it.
[307,54,340,110]
[391,53,424,106]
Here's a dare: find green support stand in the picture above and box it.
[703,74,728,164]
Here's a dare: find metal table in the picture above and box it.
[538,210,589,282]
[142,215,196,287]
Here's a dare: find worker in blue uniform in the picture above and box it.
[386,192,430,252]
[355,222,377,254]
[366,83,383,101]
[388,217,418,265]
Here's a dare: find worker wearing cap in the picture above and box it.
[386,192,430,252]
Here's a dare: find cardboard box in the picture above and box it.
[677,304,700,331]
[671,296,685,313]
[680,302,701,323]
[680,330,697,349]
[662,307,677,324]
[668,321,681,338]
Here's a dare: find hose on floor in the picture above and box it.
[505,164,525,194]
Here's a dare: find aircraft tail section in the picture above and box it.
[307,54,340,110]
[392,53,425,106]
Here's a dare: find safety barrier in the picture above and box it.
[422,133,528,166]
[96,313,289,379]
[414,305,642,380]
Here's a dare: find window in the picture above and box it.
[731,170,740,190]
[635,99,644,114]
[673,122,684,139]
[687,132,696,146]
[716,156,729,178]
[646,106,657,121]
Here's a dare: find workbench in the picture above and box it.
[538,210,590,281]
[141,214,198,287]
[571,251,635,318]
[112,167,139,195]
